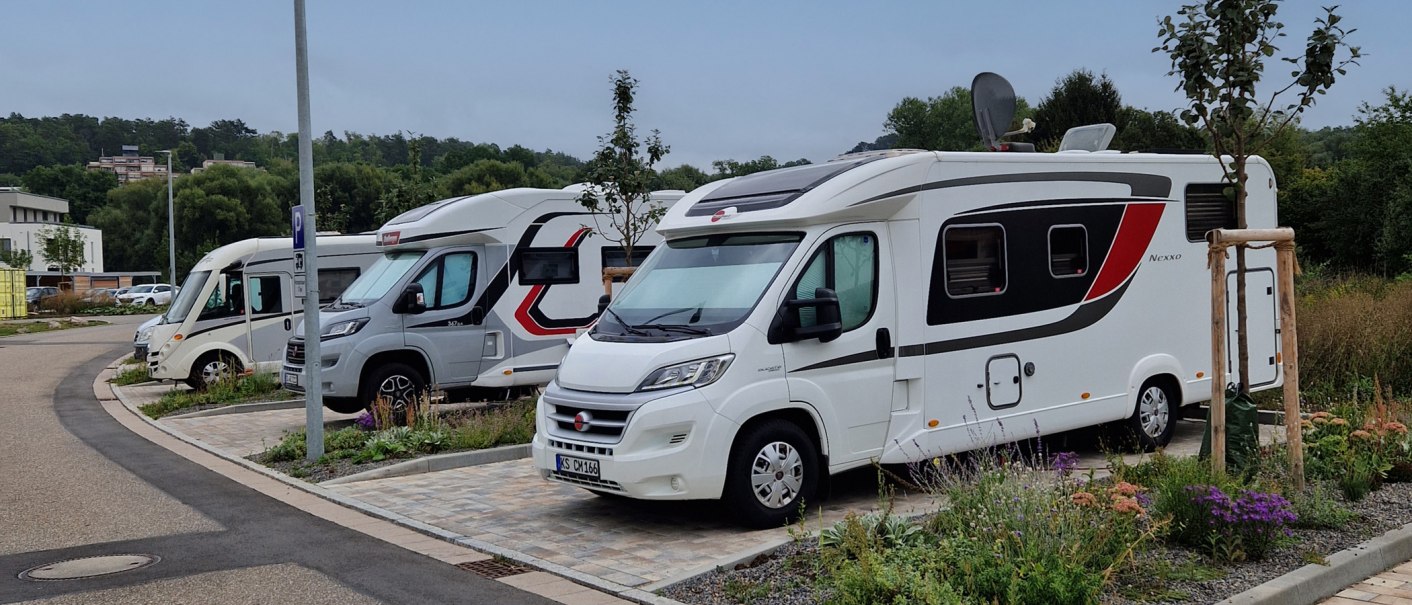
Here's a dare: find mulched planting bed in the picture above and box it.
[661,482,1412,605]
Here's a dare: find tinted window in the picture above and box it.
[793,233,877,331]
[199,274,244,320]
[1185,183,1236,242]
[1049,225,1088,278]
[943,225,1007,297]
[247,275,283,314]
[519,249,578,285]
[317,268,361,304]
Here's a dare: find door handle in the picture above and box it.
[875,328,893,359]
[284,318,291,331]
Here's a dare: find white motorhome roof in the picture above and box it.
[187,234,376,273]
[658,151,1267,238]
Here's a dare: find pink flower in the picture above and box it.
[1112,497,1146,516]
[1385,422,1408,435]
[1071,492,1097,507]
[1111,481,1143,497]
[1331,418,1349,427]
[1350,430,1374,440]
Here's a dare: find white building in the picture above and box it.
[0,189,104,273]
[87,145,170,184]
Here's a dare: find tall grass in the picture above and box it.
[1297,275,1412,402]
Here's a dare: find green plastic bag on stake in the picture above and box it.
[1200,387,1260,472]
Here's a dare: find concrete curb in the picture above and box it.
[320,444,531,486]
[103,361,686,605]
[163,398,306,419]
[1217,521,1412,605]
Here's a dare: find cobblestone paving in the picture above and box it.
[165,408,363,457]
[1320,561,1412,604]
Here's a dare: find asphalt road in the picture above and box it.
[0,316,552,604]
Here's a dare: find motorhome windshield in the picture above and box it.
[334,251,425,306]
[596,233,802,339]
[165,271,211,324]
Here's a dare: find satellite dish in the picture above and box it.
[1059,124,1118,152]
[971,73,1017,151]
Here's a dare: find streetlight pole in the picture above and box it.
[159,150,175,286]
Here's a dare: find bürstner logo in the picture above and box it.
[380,231,400,246]
[711,210,726,223]
[573,411,593,432]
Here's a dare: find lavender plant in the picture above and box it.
[1186,486,1298,561]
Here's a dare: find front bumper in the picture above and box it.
[280,337,360,398]
[532,385,735,500]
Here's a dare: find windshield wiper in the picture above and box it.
[639,304,704,325]
[602,307,648,336]
[637,323,711,335]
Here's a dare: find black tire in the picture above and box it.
[323,397,364,415]
[723,419,820,529]
[1124,378,1177,452]
[360,362,426,421]
[144,298,156,307]
[185,353,241,390]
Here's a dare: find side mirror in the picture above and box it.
[597,294,611,314]
[768,287,844,344]
[393,282,426,315]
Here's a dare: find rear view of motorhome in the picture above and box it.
[281,186,685,414]
[534,75,1284,527]
[146,235,381,388]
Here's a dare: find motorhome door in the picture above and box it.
[244,271,293,370]
[779,225,896,463]
[403,249,485,386]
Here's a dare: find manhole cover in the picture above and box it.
[19,555,159,581]
[456,558,531,579]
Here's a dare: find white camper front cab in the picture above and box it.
[146,235,381,387]
[282,186,685,413]
[533,148,1284,527]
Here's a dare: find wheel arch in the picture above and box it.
[360,349,434,389]
[730,405,829,464]
[1128,354,1186,415]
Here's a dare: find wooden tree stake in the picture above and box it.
[1276,242,1304,491]
[1209,241,1228,476]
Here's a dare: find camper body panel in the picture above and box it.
[284,187,683,410]
[535,151,1283,506]
[147,235,379,384]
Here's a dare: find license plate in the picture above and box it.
[556,454,600,478]
[283,372,300,387]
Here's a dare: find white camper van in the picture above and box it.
[281,186,685,414]
[146,235,381,387]
[533,79,1284,527]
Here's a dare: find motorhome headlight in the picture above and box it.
[135,327,154,344]
[321,318,370,340]
[638,354,734,391]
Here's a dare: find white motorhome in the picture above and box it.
[146,235,381,387]
[533,140,1284,526]
[281,186,685,414]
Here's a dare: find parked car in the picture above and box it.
[118,284,175,306]
[113,287,132,298]
[26,286,59,310]
[134,314,163,360]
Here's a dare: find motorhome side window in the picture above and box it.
[1185,183,1237,242]
[413,252,476,309]
[318,268,360,304]
[602,246,654,283]
[198,274,244,320]
[943,225,1007,297]
[246,275,283,314]
[793,233,877,331]
[1048,225,1088,278]
[518,248,578,285]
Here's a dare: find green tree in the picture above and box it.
[38,223,87,274]
[1030,70,1124,149]
[0,248,33,269]
[885,86,1032,151]
[577,70,670,266]
[375,139,438,225]
[1321,88,1412,275]
[439,159,553,198]
[313,162,388,234]
[654,164,712,191]
[1157,0,1360,392]
[1110,106,1208,151]
[711,156,811,179]
[20,164,119,224]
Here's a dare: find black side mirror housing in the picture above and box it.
[393,282,427,315]
[768,287,844,344]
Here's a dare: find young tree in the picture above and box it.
[1156,0,1360,393]
[577,70,670,266]
[0,248,34,269]
[39,223,87,275]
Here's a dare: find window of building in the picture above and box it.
[1048,225,1088,278]
[246,276,283,314]
[1,238,10,253]
[792,232,878,331]
[413,251,477,309]
[601,246,654,282]
[317,268,361,304]
[943,225,1007,297]
[1185,183,1237,242]
[518,248,578,285]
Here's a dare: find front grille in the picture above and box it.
[286,340,305,366]
[546,404,629,440]
[547,439,613,457]
[549,471,624,492]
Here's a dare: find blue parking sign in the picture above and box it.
[291,206,305,250]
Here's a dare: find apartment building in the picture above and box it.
[87,145,169,184]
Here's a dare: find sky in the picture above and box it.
[2,1,1406,169]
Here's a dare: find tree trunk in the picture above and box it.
[1234,157,1251,394]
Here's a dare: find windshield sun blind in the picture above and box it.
[685,158,879,217]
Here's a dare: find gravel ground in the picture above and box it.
[662,482,1412,605]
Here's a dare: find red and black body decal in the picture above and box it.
[513,228,596,336]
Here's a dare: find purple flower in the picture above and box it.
[355,411,377,430]
[1052,451,1079,474]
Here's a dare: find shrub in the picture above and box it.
[829,546,963,605]
[262,431,306,463]
[1185,486,1297,561]
[1298,276,1412,400]
[324,427,368,452]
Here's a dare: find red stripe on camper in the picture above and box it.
[514,228,591,336]
[1083,203,1165,301]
